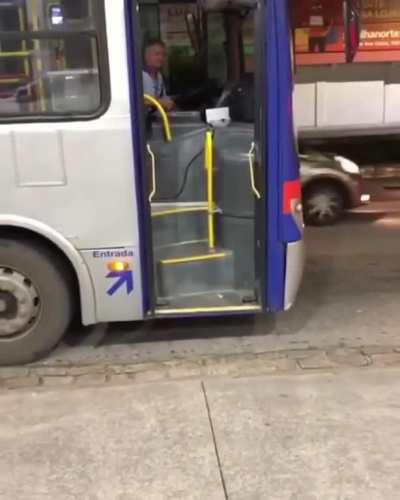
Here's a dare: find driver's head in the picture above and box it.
[144,39,167,73]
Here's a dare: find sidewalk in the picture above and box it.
[1,367,400,500]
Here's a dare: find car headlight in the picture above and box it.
[334,155,360,175]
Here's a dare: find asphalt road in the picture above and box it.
[39,195,400,367]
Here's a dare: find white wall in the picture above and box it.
[294,81,400,130]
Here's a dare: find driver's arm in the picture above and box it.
[142,71,175,111]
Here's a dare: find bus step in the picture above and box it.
[155,290,261,313]
[152,203,208,248]
[156,246,234,299]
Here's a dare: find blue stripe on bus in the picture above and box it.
[266,0,301,312]
[124,0,151,315]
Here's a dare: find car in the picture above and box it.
[300,151,370,226]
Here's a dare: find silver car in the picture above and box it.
[301,152,370,226]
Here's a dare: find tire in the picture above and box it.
[0,238,74,366]
[303,184,345,226]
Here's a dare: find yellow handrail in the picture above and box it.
[143,94,172,142]
[160,252,227,266]
[152,206,209,218]
[0,51,31,58]
[248,142,261,200]
[18,7,30,80]
[0,78,26,84]
[146,143,157,202]
[205,130,216,250]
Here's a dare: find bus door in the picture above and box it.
[126,0,303,316]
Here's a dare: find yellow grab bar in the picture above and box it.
[144,94,172,142]
[146,143,157,202]
[248,142,261,200]
[152,206,209,218]
[0,51,31,58]
[160,252,227,266]
[205,130,216,249]
[0,78,26,84]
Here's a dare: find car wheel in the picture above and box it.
[303,184,345,226]
[0,238,74,366]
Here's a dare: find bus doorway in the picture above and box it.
[127,0,304,316]
[131,0,265,314]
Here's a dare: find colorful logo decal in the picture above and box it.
[106,262,134,296]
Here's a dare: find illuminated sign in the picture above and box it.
[295,0,400,64]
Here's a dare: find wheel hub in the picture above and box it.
[0,268,40,337]
[0,296,7,313]
[307,193,339,221]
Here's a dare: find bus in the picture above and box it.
[0,0,358,365]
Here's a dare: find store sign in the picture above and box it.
[160,3,197,48]
[361,23,400,50]
[362,0,400,22]
[295,0,400,65]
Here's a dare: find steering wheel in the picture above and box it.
[173,80,222,110]
[215,87,232,108]
[143,94,172,142]
[214,74,255,123]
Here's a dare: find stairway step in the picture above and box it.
[155,290,260,312]
[152,202,209,217]
[152,204,208,248]
[156,246,234,299]
[155,241,214,261]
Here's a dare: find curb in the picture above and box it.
[1,345,400,392]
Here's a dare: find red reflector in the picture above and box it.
[283,180,301,215]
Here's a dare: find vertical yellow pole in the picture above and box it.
[205,130,216,250]
[18,8,29,77]
[31,0,46,112]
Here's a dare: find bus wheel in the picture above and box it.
[0,238,74,366]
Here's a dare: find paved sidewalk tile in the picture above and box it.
[370,352,400,367]
[326,348,370,368]
[0,382,224,500]
[297,351,336,369]
[205,369,400,500]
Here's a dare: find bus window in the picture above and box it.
[0,0,107,118]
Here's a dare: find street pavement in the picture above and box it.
[1,368,400,499]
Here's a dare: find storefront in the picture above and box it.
[295,0,400,65]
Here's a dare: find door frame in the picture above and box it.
[124,0,285,317]
[253,0,268,310]
[124,0,156,316]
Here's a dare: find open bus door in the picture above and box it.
[126,0,304,316]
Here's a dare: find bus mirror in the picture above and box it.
[60,0,89,20]
[343,0,361,63]
[200,0,256,12]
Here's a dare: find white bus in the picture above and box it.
[0,0,309,365]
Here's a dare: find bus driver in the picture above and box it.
[142,38,175,111]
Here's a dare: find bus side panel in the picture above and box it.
[266,0,304,312]
[81,246,143,323]
[0,0,147,323]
